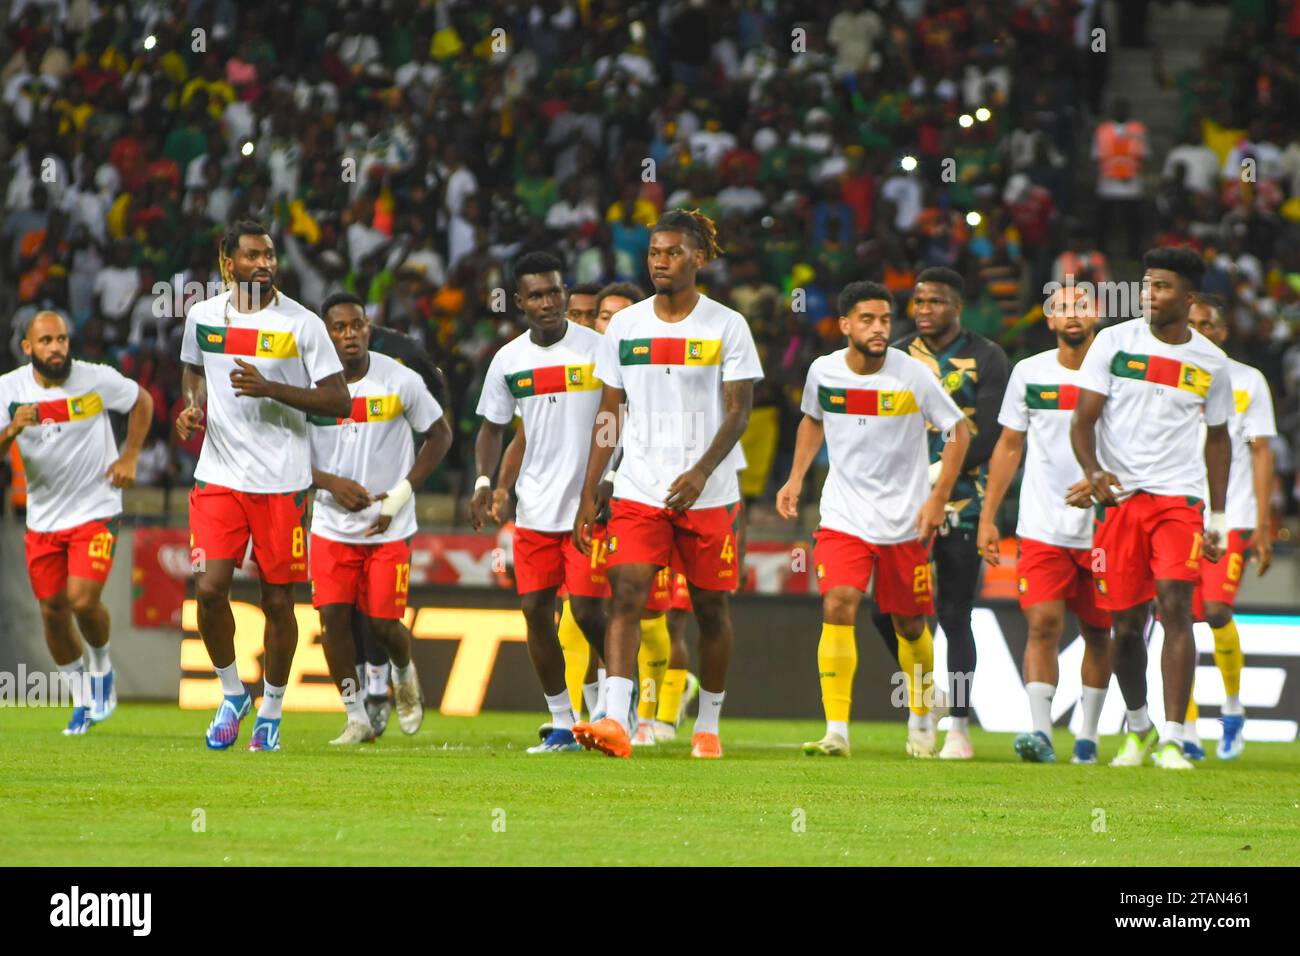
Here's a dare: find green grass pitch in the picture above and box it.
[3,703,1298,866]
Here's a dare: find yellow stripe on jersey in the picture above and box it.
[362,394,403,422]
[68,393,104,420]
[255,330,300,359]
[1233,389,1250,414]
[877,390,918,415]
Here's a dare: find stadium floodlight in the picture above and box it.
[900,155,918,172]
[975,107,992,122]
[966,211,982,227]
[959,114,974,128]
[144,35,157,51]
[241,141,255,156]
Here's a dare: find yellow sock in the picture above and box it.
[1212,619,1243,698]
[896,624,934,716]
[657,668,687,724]
[557,600,589,714]
[817,623,857,723]
[1185,675,1199,723]
[637,614,670,721]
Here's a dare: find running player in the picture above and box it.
[1184,293,1275,760]
[471,251,608,753]
[777,281,968,757]
[875,267,1010,759]
[178,220,350,752]
[309,292,453,744]
[0,312,152,734]
[1070,246,1232,770]
[572,208,763,759]
[977,285,1112,765]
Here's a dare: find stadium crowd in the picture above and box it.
[2,0,1300,530]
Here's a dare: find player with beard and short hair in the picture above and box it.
[1070,246,1233,770]
[978,285,1113,765]
[309,292,453,744]
[1183,292,1275,761]
[777,282,969,757]
[178,220,351,752]
[0,311,153,734]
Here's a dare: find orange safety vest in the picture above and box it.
[1096,121,1144,180]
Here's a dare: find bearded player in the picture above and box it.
[0,311,152,734]
[1070,246,1232,770]
[777,282,968,758]
[1183,293,1275,760]
[572,209,763,759]
[978,285,1113,765]
[309,292,453,744]
[178,220,350,752]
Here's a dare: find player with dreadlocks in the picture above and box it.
[572,209,763,759]
[178,220,350,752]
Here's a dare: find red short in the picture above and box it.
[25,516,120,601]
[515,525,610,597]
[188,482,308,583]
[1193,528,1252,621]
[1092,492,1204,611]
[1017,537,1111,629]
[670,572,692,612]
[605,498,740,591]
[309,534,412,619]
[645,567,674,613]
[813,528,933,616]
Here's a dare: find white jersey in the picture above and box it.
[594,294,763,510]
[0,360,140,532]
[309,352,442,544]
[801,348,963,545]
[1200,358,1276,530]
[477,322,604,532]
[1076,319,1232,499]
[998,348,1093,550]
[180,289,343,493]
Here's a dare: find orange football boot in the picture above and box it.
[572,717,632,758]
[690,731,723,758]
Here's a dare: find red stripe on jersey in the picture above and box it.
[36,398,70,422]
[650,338,686,364]
[224,327,258,355]
[1145,355,1181,388]
[348,395,369,421]
[1057,384,1079,410]
[531,365,567,394]
[844,389,876,415]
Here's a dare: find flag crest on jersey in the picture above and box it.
[507,363,600,398]
[1024,383,1080,410]
[817,386,918,416]
[618,338,722,367]
[195,324,300,359]
[8,393,104,423]
[308,394,402,426]
[1110,351,1211,397]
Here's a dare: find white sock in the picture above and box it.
[604,676,634,733]
[1184,719,1201,745]
[216,661,244,698]
[907,710,932,731]
[393,661,414,683]
[259,682,286,719]
[545,691,575,730]
[1222,694,1244,716]
[582,681,600,716]
[949,716,969,734]
[826,719,848,739]
[1161,720,1183,745]
[1026,681,1054,737]
[84,642,111,675]
[344,695,369,725]
[594,673,609,717]
[59,658,86,708]
[366,663,389,697]
[354,664,365,696]
[1126,705,1152,734]
[693,689,725,736]
[1079,685,1107,743]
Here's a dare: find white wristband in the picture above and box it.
[379,479,413,518]
[602,470,617,484]
[928,460,943,486]
[1208,511,1228,538]
[474,475,491,493]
